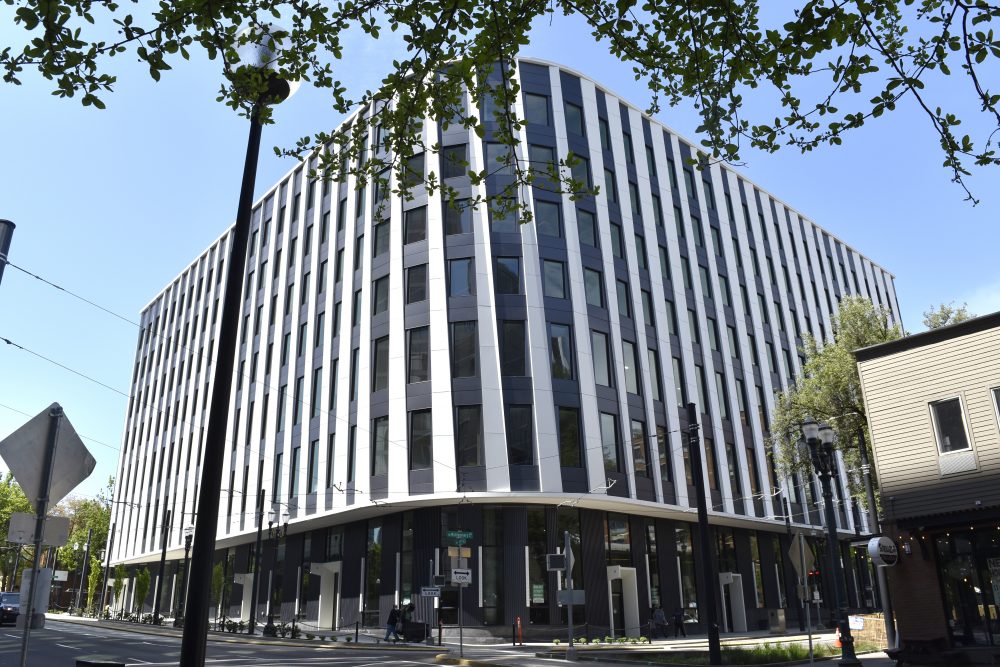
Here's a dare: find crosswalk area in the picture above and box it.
[0,621,435,667]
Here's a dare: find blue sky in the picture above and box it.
[1,11,998,500]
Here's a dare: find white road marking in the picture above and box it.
[56,643,83,649]
[129,659,152,664]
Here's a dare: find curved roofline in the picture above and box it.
[517,56,895,281]
[142,55,896,316]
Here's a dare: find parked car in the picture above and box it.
[0,592,19,625]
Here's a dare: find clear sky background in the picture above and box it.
[1,9,998,502]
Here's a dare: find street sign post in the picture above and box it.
[449,564,473,657]
[788,532,815,663]
[0,404,95,667]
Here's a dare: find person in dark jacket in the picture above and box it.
[652,605,667,639]
[673,607,687,637]
[384,605,401,642]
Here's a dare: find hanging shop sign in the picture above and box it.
[868,536,899,567]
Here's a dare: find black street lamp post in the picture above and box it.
[75,528,92,614]
[247,488,266,635]
[178,24,297,666]
[174,526,194,626]
[803,419,861,667]
[262,508,289,638]
[99,522,115,618]
[0,219,14,287]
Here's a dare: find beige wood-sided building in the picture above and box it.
[856,312,1000,649]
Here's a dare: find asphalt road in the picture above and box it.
[0,620,445,667]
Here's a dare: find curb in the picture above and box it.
[434,653,506,667]
[46,616,441,651]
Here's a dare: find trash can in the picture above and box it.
[403,620,427,643]
[768,609,786,634]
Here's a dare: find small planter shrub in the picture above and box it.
[290,624,301,639]
[305,633,314,640]
[576,637,587,645]
[553,638,561,645]
[591,638,601,645]
[277,622,290,638]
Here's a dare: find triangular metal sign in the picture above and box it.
[0,403,95,507]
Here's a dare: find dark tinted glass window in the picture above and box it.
[501,320,526,376]
[524,93,550,126]
[406,264,427,303]
[577,209,597,247]
[372,336,389,391]
[559,407,582,468]
[407,327,429,383]
[451,321,478,377]
[456,406,483,466]
[535,201,561,237]
[506,404,533,465]
[404,206,427,244]
[441,145,467,179]
[448,258,475,297]
[444,199,473,235]
[549,323,574,380]
[495,257,520,294]
[409,409,433,470]
[372,276,389,315]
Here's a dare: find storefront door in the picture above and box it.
[935,529,1000,646]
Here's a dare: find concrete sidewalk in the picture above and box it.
[45,613,440,651]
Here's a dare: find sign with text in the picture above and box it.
[446,530,473,545]
[868,536,899,567]
[451,568,472,585]
[421,586,441,598]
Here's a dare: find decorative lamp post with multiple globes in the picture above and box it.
[802,419,861,667]
[179,24,298,667]
[262,508,290,638]
[174,526,194,626]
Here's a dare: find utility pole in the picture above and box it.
[687,403,721,665]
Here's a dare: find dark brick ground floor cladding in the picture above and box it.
[888,512,1000,648]
[113,504,881,637]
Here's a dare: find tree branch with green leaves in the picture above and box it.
[768,296,902,507]
[4,0,999,204]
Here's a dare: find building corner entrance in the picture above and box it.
[607,565,640,637]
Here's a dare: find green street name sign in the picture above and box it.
[446,529,474,545]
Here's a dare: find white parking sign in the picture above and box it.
[451,568,472,585]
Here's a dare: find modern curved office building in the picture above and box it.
[109,58,901,637]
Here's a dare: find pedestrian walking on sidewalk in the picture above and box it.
[652,606,667,639]
[385,605,401,642]
[672,607,687,638]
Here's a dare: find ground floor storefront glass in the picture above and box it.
[935,527,1000,646]
[114,504,872,637]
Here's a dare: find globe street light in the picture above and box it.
[179,24,298,667]
[0,219,15,287]
[803,419,861,666]
[174,526,194,626]
[247,488,266,635]
[262,508,290,637]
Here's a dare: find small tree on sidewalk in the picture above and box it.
[134,567,150,614]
